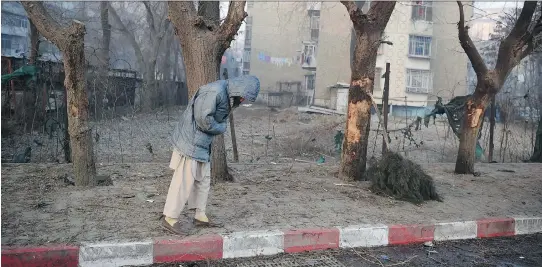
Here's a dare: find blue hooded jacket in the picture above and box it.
[171,75,260,162]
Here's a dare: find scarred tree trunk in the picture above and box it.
[340,1,396,181]
[22,1,96,186]
[341,35,380,179]
[454,1,540,174]
[169,1,246,182]
[455,85,493,173]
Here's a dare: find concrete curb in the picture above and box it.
[2,217,541,267]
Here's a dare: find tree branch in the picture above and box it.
[217,1,247,53]
[143,1,156,35]
[168,1,197,37]
[494,1,538,81]
[367,1,396,30]
[457,1,488,76]
[20,2,67,47]
[109,4,146,68]
[341,1,367,29]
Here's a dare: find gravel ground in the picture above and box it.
[139,233,542,267]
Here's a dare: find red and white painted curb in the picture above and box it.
[2,217,541,266]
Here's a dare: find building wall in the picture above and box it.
[315,2,471,110]
[245,2,310,92]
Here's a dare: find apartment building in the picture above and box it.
[243,1,472,116]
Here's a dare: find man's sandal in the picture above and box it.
[194,219,223,228]
[160,217,187,236]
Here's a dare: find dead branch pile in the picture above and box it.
[365,152,442,204]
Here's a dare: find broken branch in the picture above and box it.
[457,1,488,76]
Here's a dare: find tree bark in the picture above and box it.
[22,1,96,186]
[530,116,542,162]
[340,1,396,181]
[454,1,541,174]
[488,96,496,162]
[168,1,246,182]
[95,1,111,119]
[28,21,40,65]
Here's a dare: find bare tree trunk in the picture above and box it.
[340,1,396,181]
[530,116,542,162]
[96,1,111,119]
[488,96,496,162]
[22,2,96,186]
[454,1,540,174]
[455,89,491,173]
[29,21,40,65]
[168,0,246,182]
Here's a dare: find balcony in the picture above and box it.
[307,2,321,11]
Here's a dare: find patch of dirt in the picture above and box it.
[2,162,541,246]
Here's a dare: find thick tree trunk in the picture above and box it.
[183,38,232,182]
[340,32,380,181]
[29,21,40,65]
[169,0,246,183]
[64,26,96,185]
[22,2,96,185]
[454,88,491,174]
[530,116,542,162]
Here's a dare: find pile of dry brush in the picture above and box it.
[365,152,442,204]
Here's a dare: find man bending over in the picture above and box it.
[161,75,260,235]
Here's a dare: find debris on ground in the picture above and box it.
[365,152,442,204]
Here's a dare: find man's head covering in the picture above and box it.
[226,75,260,102]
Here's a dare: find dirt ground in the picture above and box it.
[2,161,541,246]
[2,106,541,246]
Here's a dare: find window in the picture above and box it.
[406,69,432,93]
[243,70,250,75]
[306,74,315,90]
[310,15,319,30]
[245,27,252,39]
[1,13,28,28]
[1,34,13,51]
[374,68,382,90]
[243,50,251,62]
[245,16,253,25]
[247,1,254,8]
[412,1,432,21]
[408,35,431,57]
[303,43,316,58]
[243,62,251,70]
[244,37,251,47]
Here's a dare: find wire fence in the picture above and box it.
[1,54,539,166]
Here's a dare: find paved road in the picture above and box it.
[142,233,542,267]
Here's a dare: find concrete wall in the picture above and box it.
[247,2,310,92]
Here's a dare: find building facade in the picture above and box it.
[243,1,472,116]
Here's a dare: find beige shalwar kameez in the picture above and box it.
[163,149,211,219]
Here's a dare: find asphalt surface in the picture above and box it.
[141,233,542,267]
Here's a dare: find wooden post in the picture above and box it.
[224,68,239,162]
[488,95,496,162]
[382,62,390,154]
